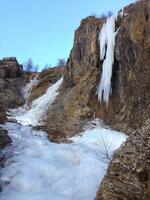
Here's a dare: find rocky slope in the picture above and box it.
[0,57,24,121]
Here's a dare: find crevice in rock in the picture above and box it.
[144,6,149,21]
[111,55,119,95]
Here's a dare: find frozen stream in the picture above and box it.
[0,78,127,200]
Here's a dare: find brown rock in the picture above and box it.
[0,57,23,79]
[46,16,104,136]
[0,57,24,124]
[45,0,149,136]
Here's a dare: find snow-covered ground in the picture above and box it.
[0,120,127,200]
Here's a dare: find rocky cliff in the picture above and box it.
[45,17,104,141]
[45,0,150,137]
[0,57,24,118]
[96,0,150,199]
[43,0,150,198]
[0,0,150,198]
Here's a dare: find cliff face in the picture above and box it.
[0,0,150,197]
[44,0,150,198]
[45,0,150,138]
[45,17,104,141]
[0,57,24,151]
[96,0,150,199]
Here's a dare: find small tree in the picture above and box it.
[23,58,33,72]
[34,65,39,72]
[107,11,113,17]
[43,63,52,70]
[57,58,66,67]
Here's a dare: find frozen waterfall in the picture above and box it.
[97,16,116,104]
[23,77,39,106]
[8,77,63,126]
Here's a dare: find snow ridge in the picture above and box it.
[97,16,116,104]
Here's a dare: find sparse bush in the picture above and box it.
[23,58,33,72]
[100,11,113,18]
[23,59,39,72]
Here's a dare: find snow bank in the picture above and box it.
[98,16,116,104]
[0,120,127,200]
[8,77,63,126]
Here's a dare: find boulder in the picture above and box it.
[0,57,23,79]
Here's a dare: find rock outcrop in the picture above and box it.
[45,17,105,140]
[0,57,23,79]
[0,57,24,123]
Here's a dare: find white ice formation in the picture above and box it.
[8,77,63,126]
[97,16,116,104]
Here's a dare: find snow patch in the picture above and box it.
[97,16,116,104]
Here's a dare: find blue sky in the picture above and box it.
[0,0,134,69]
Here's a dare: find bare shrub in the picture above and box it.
[95,135,114,164]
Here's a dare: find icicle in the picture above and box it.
[97,16,116,104]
